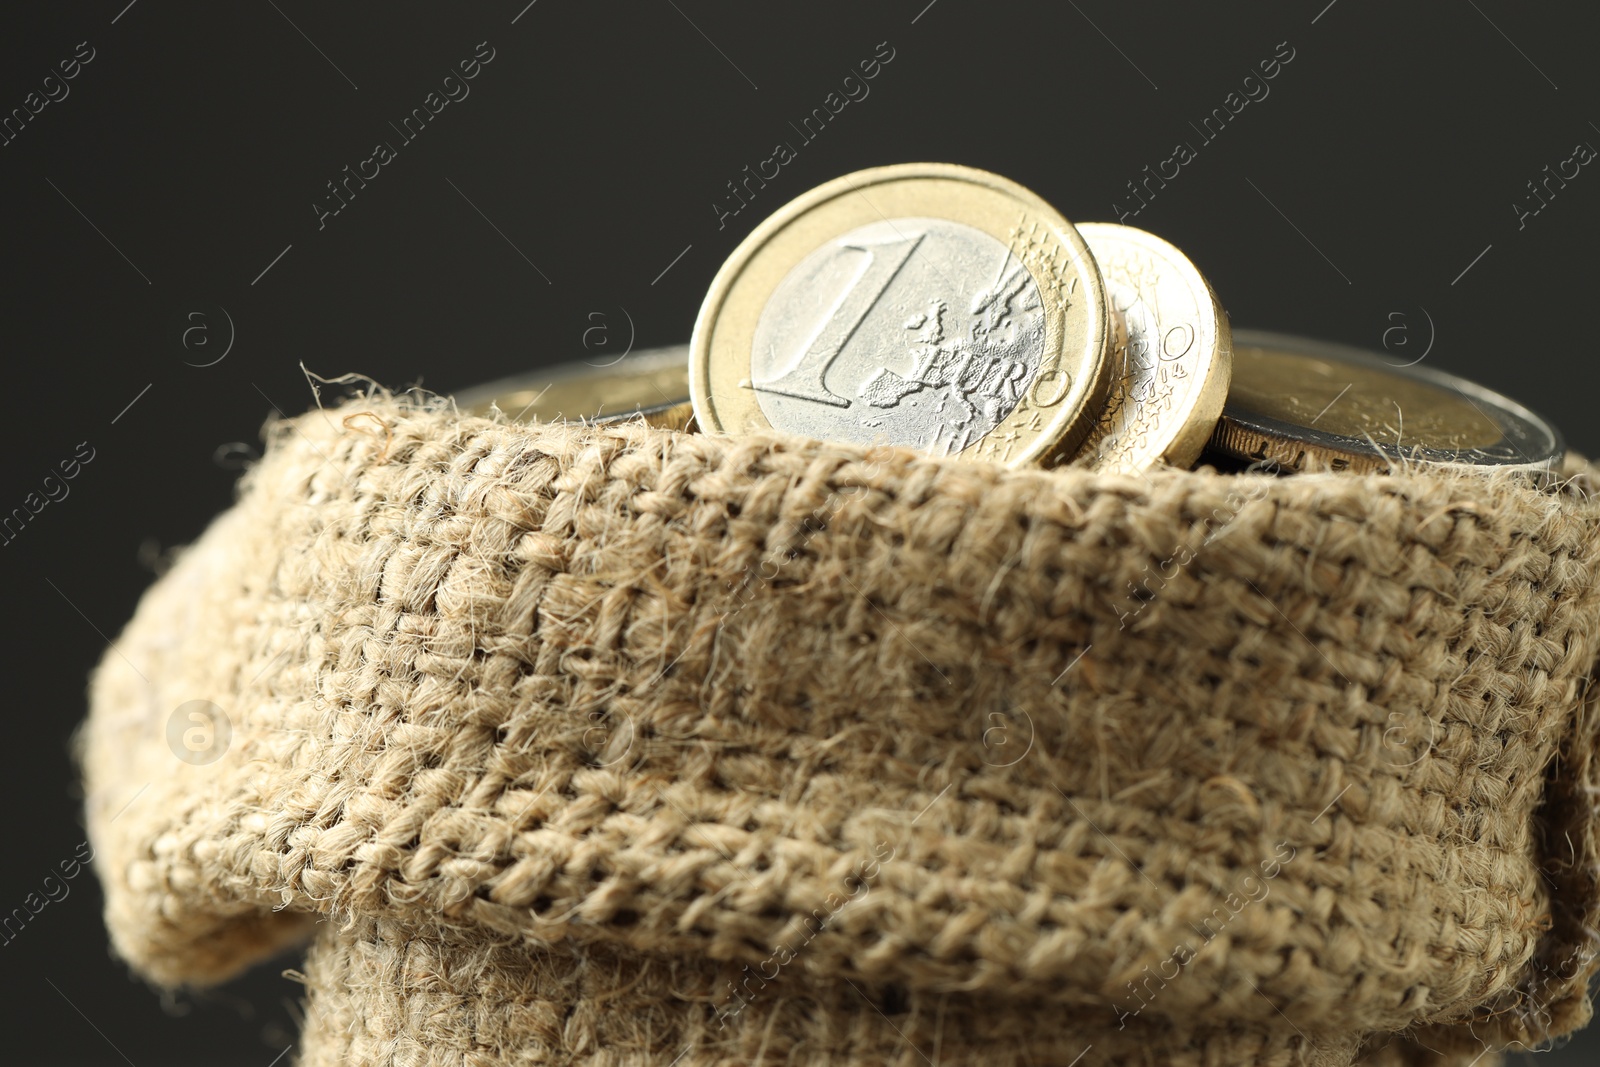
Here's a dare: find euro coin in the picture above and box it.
[454,345,694,429]
[691,163,1111,465]
[1206,330,1562,474]
[1072,222,1231,471]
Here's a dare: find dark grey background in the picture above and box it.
[2,1,1596,1063]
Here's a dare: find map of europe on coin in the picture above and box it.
[749,217,1046,454]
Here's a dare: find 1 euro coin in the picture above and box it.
[1072,222,1231,471]
[691,163,1111,466]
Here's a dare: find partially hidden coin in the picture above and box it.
[1206,330,1563,474]
[1071,222,1231,471]
[691,163,1111,466]
[453,345,694,429]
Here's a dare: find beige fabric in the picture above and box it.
[80,393,1600,1065]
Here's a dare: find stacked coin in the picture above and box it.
[463,163,1563,478]
[1205,331,1562,474]
[454,344,695,430]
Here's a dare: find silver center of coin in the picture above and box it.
[749,217,1046,454]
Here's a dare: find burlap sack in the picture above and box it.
[80,390,1600,1066]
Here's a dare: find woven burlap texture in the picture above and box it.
[81,392,1600,1067]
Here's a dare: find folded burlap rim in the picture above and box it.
[81,388,1600,1067]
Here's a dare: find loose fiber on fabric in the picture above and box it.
[80,390,1600,1066]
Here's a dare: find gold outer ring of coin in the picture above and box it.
[690,162,1112,467]
[1207,329,1564,475]
[451,344,694,429]
[1071,222,1232,471]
